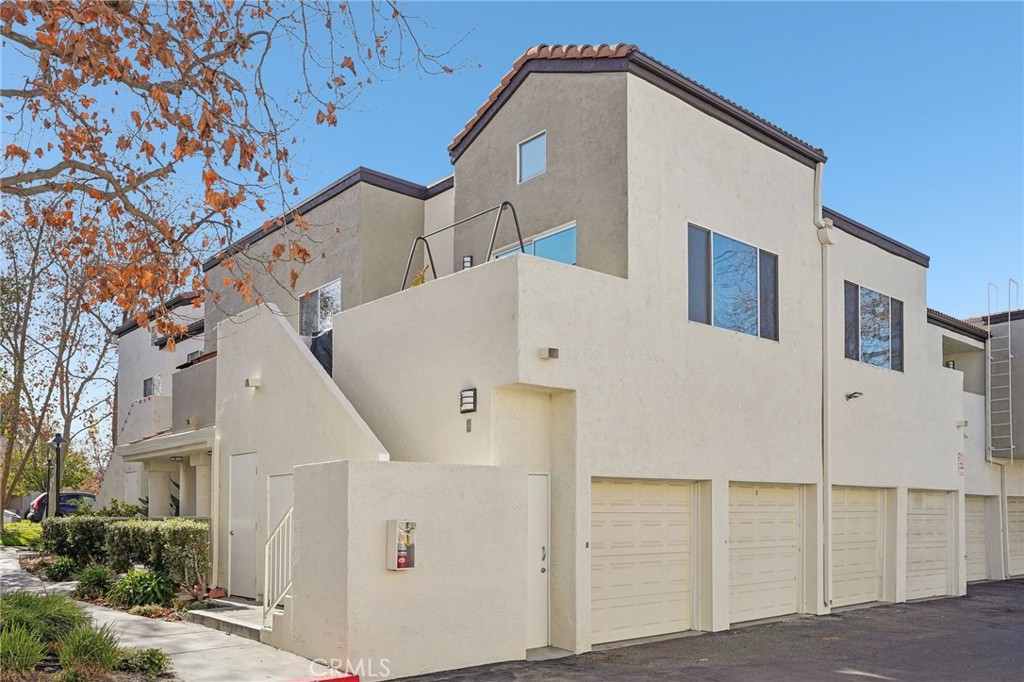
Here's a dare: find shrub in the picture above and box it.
[107,570,174,608]
[159,518,211,598]
[105,519,164,573]
[175,599,208,613]
[74,564,114,599]
[0,624,46,675]
[44,555,78,581]
[57,623,121,676]
[55,670,87,682]
[0,592,89,646]
[127,604,169,618]
[115,647,172,676]
[41,516,122,565]
[89,499,143,518]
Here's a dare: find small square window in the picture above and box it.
[142,376,157,397]
[518,132,546,183]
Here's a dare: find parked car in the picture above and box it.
[3,509,22,524]
[26,492,96,522]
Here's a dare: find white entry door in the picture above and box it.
[229,452,258,599]
[831,486,884,607]
[729,483,800,623]
[906,490,951,600]
[1009,497,1024,576]
[965,496,988,582]
[526,474,549,649]
[591,479,692,644]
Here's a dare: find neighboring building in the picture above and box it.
[100,44,1024,679]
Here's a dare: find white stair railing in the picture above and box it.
[263,507,293,625]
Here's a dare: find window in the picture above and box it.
[300,278,342,337]
[517,132,546,183]
[687,225,779,340]
[844,281,904,371]
[496,224,576,266]
[142,376,160,397]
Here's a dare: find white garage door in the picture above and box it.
[965,496,988,582]
[832,487,884,607]
[729,483,800,623]
[591,479,692,644]
[1009,497,1024,577]
[906,490,951,600]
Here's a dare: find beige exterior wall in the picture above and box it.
[214,305,388,593]
[453,72,628,278]
[269,459,526,679]
[422,183,455,277]
[171,358,216,433]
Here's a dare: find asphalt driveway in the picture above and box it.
[409,580,1024,682]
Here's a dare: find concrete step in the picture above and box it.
[186,605,273,641]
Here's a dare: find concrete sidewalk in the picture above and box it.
[0,546,324,682]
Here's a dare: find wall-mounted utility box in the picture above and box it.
[386,519,416,570]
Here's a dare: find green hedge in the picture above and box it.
[40,517,126,565]
[41,516,210,595]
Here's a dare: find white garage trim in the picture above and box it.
[832,486,885,607]
[1009,497,1024,577]
[906,490,952,600]
[965,495,988,582]
[729,483,801,623]
[591,478,693,645]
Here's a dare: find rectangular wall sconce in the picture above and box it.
[245,376,261,388]
[538,347,559,359]
[460,388,477,414]
[945,360,956,369]
[462,255,473,270]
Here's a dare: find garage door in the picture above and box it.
[1009,497,1024,577]
[965,496,988,582]
[729,483,800,623]
[591,479,692,644]
[906,491,951,600]
[832,487,884,607]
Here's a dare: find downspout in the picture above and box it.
[814,162,836,610]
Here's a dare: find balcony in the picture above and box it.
[118,395,172,445]
[172,356,217,432]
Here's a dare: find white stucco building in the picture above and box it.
[100,44,1024,679]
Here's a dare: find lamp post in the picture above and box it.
[48,434,65,519]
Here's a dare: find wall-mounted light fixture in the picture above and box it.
[169,456,184,462]
[845,391,863,401]
[538,347,559,360]
[462,255,473,270]
[460,388,477,414]
[945,360,956,369]
[245,377,261,389]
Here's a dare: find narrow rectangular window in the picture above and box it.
[859,286,891,368]
[687,226,710,324]
[712,233,759,336]
[758,251,779,341]
[518,132,546,183]
[844,281,859,360]
[891,297,904,372]
[300,278,342,336]
[142,377,154,397]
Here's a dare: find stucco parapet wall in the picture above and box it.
[216,303,389,461]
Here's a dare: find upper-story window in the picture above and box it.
[300,278,341,337]
[517,132,546,184]
[142,376,161,397]
[687,225,779,340]
[844,281,903,371]
[496,224,576,266]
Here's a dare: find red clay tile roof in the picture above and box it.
[448,43,826,165]
[927,308,989,341]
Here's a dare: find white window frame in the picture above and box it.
[299,278,342,337]
[495,221,576,263]
[517,131,547,184]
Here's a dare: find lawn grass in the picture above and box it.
[1,520,43,547]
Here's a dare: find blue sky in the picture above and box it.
[274,1,1023,318]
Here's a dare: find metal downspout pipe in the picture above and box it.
[814,162,836,610]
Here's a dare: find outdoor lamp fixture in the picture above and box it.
[51,433,66,517]
[462,255,473,270]
[460,388,477,414]
[845,391,864,401]
[169,456,183,462]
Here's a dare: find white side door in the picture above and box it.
[229,452,258,599]
[965,496,988,582]
[1008,497,1024,577]
[526,474,549,649]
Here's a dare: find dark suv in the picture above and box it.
[26,492,96,522]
